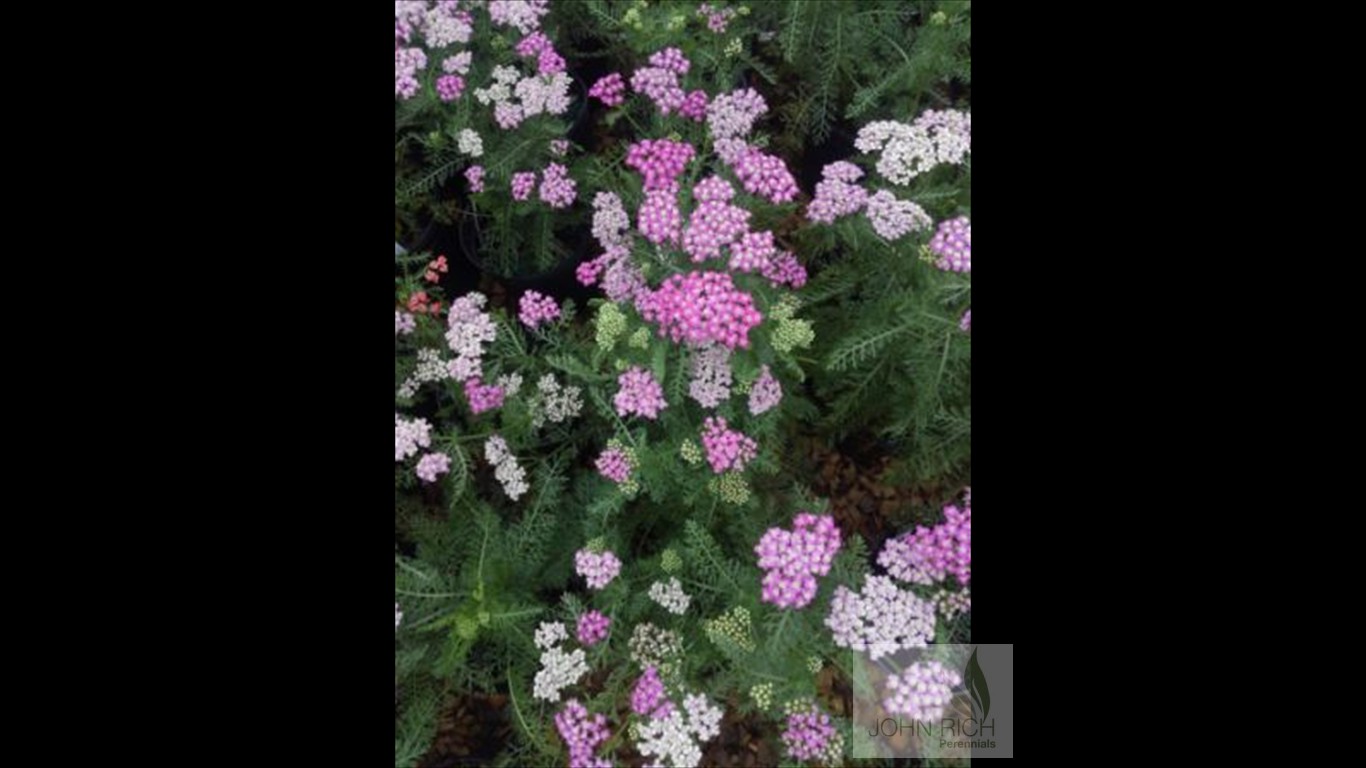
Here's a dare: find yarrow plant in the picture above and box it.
[755,513,842,609]
[884,660,963,722]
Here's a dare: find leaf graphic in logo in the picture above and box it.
[964,647,990,721]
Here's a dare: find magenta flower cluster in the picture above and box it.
[630,66,687,114]
[782,709,837,762]
[514,30,565,75]
[595,446,633,484]
[511,171,537,201]
[539,162,578,208]
[575,548,622,590]
[929,216,971,272]
[575,610,611,646]
[589,72,626,106]
[416,452,451,483]
[729,230,777,272]
[631,665,674,719]
[554,699,612,768]
[700,416,759,474]
[755,513,842,609]
[884,660,962,723]
[877,500,971,586]
[625,139,696,192]
[761,251,808,288]
[613,367,668,420]
[649,47,690,75]
[637,189,683,245]
[682,182,751,262]
[518,290,561,328]
[729,146,800,203]
[638,271,763,349]
[463,377,506,414]
[436,74,465,102]
[465,164,485,192]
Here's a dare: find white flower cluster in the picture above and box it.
[423,4,473,48]
[395,413,432,461]
[630,622,683,670]
[853,110,971,185]
[396,602,403,630]
[688,343,732,409]
[400,347,452,398]
[825,575,935,660]
[457,128,484,158]
[474,65,521,105]
[532,621,588,702]
[444,292,497,382]
[648,577,692,615]
[636,692,725,768]
[534,620,569,650]
[530,373,583,429]
[485,435,529,500]
[474,64,572,127]
[592,192,631,249]
[864,190,932,241]
[496,372,524,398]
[443,51,472,75]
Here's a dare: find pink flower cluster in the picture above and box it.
[465,164,485,192]
[463,377,506,414]
[539,162,578,208]
[395,310,416,336]
[630,66,686,115]
[960,309,971,332]
[748,365,782,415]
[755,513,842,609]
[782,709,837,762]
[445,292,496,381]
[436,74,465,102]
[514,31,565,75]
[576,610,611,646]
[638,271,763,349]
[761,251,808,288]
[395,46,427,100]
[929,216,971,272]
[416,451,451,483]
[519,290,561,328]
[554,699,612,768]
[625,139,696,192]
[631,666,674,719]
[682,194,750,262]
[679,89,709,121]
[729,147,800,204]
[707,88,767,140]
[700,416,758,475]
[649,47,691,75]
[697,3,739,33]
[825,575,935,659]
[884,661,962,723]
[806,162,869,224]
[575,548,622,590]
[729,230,777,272]
[578,245,648,304]
[637,190,683,245]
[613,367,668,420]
[595,446,633,484]
[877,500,971,586]
[511,171,537,201]
[589,72,626,106]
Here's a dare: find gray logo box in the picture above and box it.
[850,643,1012,759]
